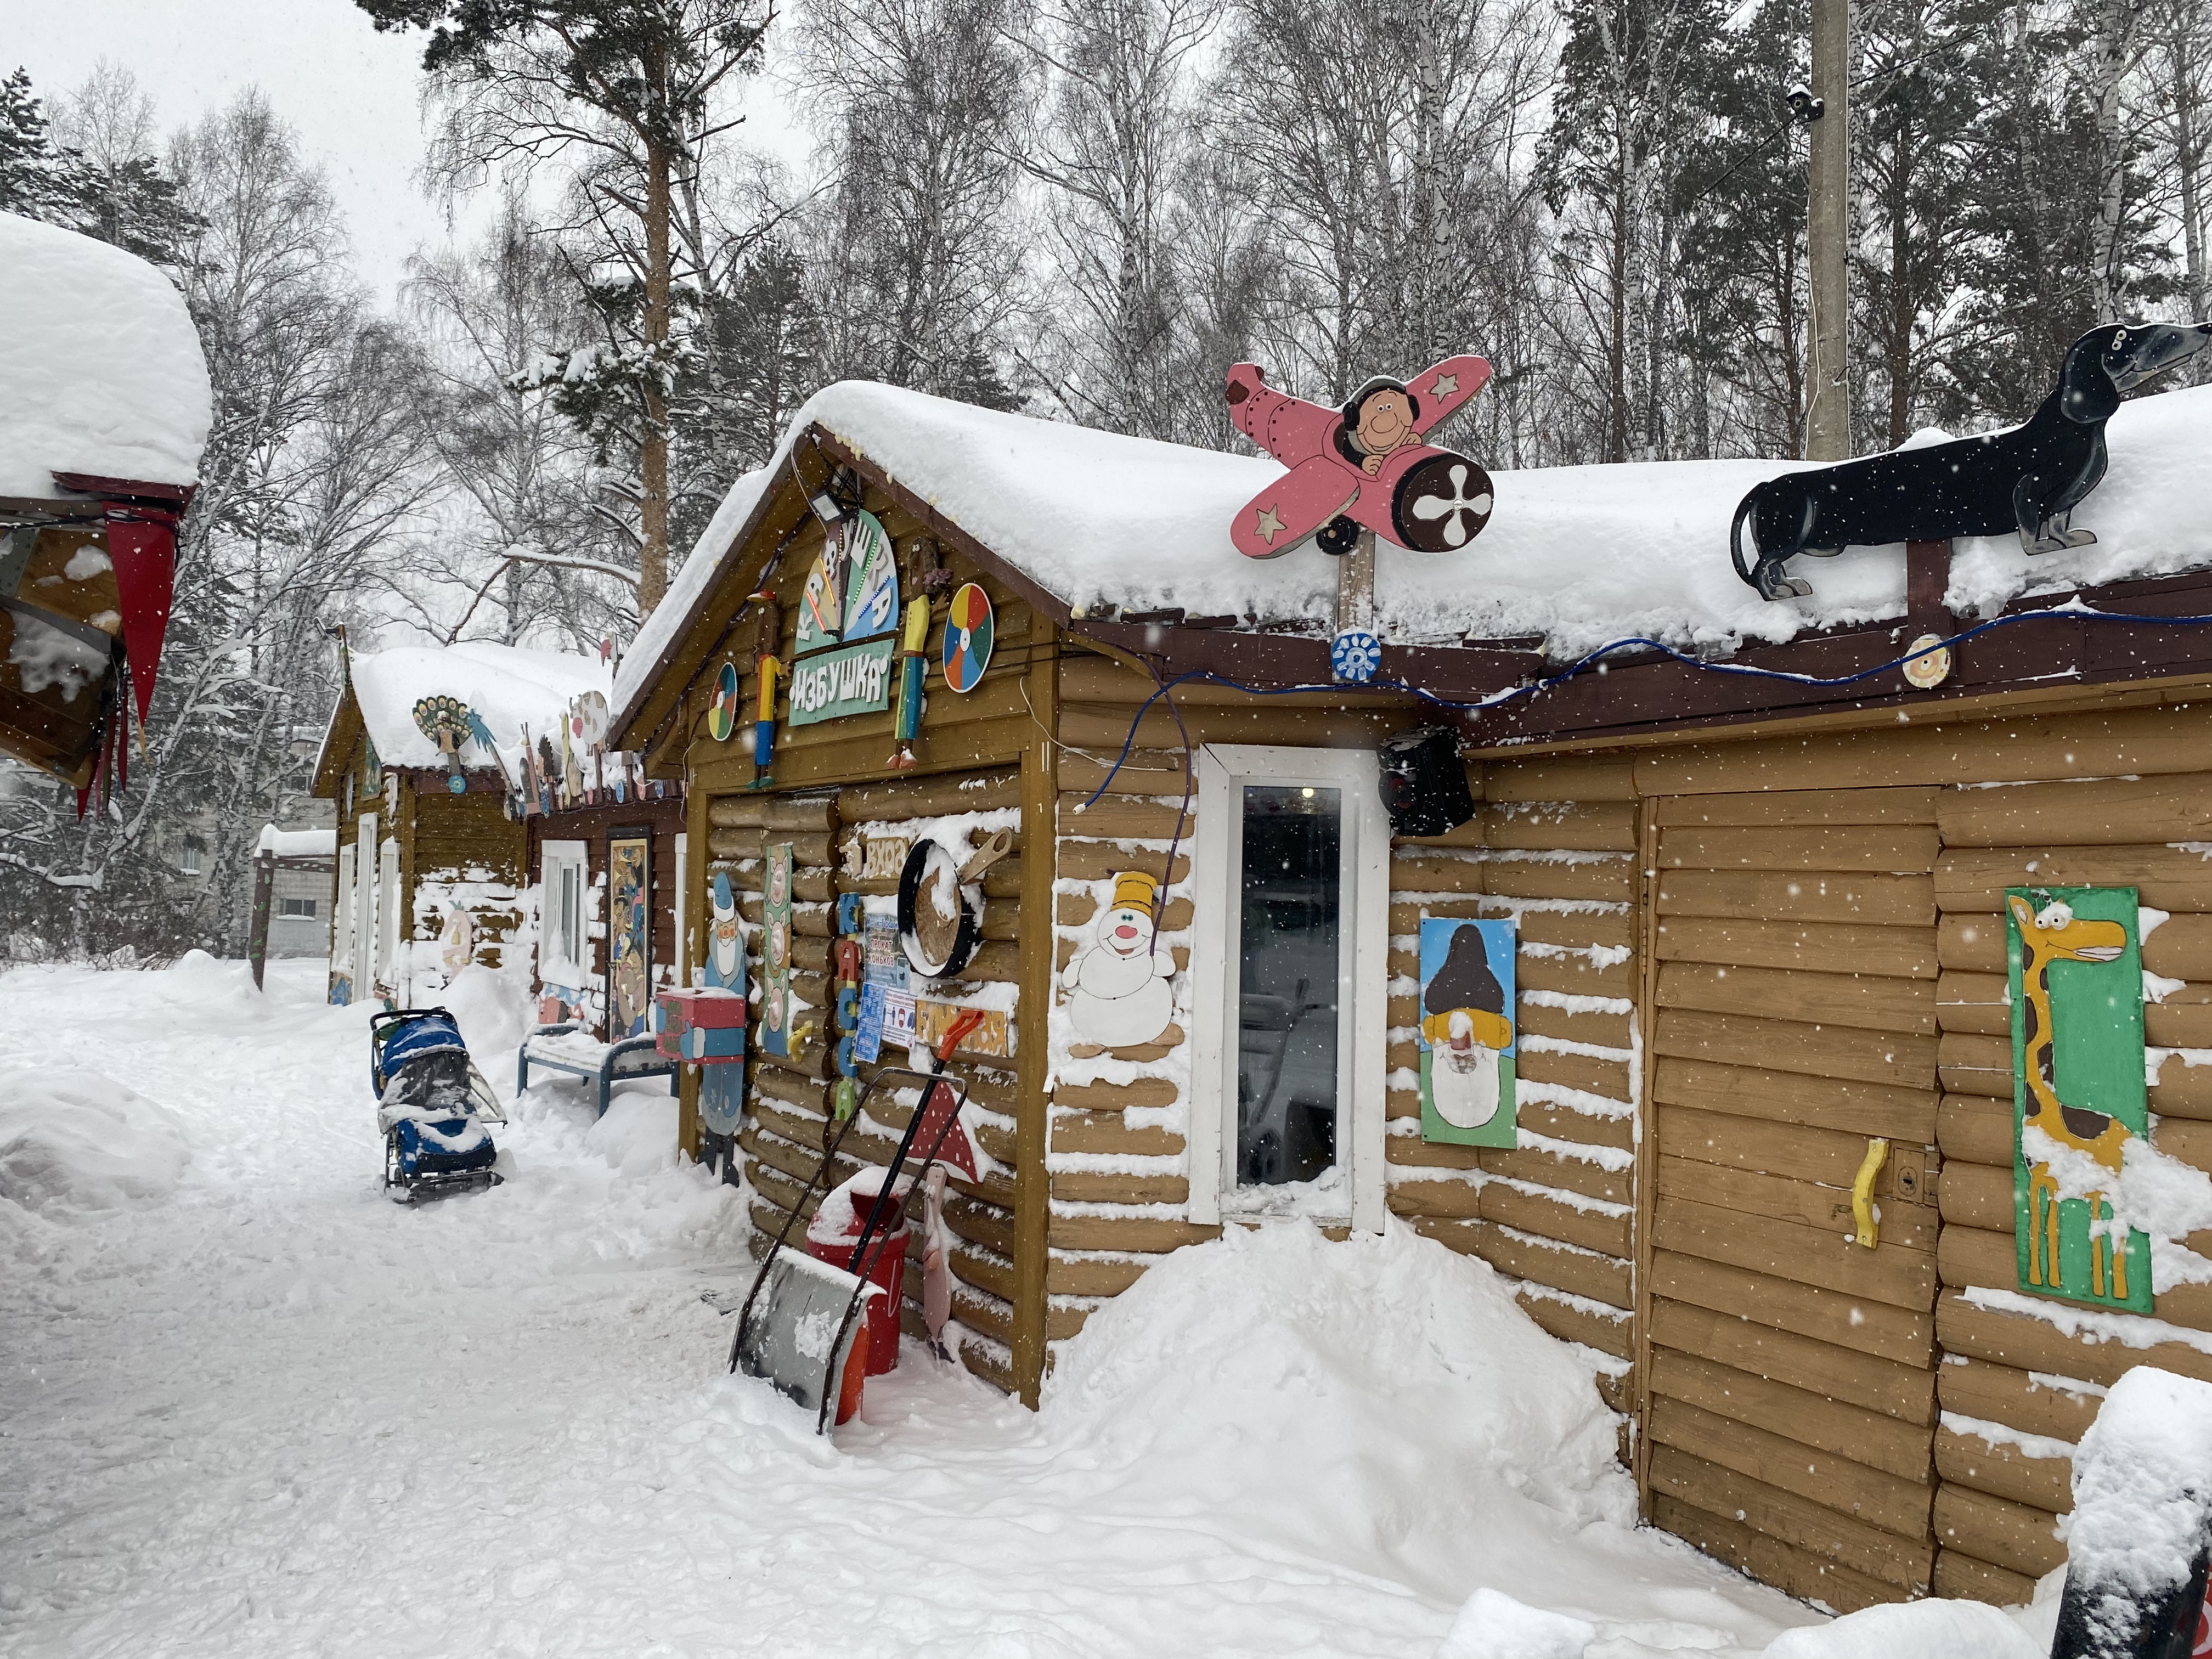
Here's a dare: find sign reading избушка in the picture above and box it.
[787,636,895,727]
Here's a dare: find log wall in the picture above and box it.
[675,492,1045,1399]
[1040,660,1640,1430]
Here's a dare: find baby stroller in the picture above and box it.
[370,1008,507,1202]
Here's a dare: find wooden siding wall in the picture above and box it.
[1613,698,2212,1610]
[1641,786,1945,1611]
[524,799,685,1026]
[405,778,526,969]
[1386,755,1642,1425]
[1927,771,2212,1604]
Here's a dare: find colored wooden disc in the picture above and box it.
[708,660,740,742]
[941,582,995,693]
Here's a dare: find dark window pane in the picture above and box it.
[1236,784,1341,1186]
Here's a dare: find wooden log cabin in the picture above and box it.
[610,376,2212,1613]
[0,212,210,796]
[311,640,611,1008]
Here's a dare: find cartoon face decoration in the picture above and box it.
[1099,901,1155,961]
[1346,382,1418,472]
[708,871,743,987]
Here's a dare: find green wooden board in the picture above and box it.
[2007,884,2152,1311]
[786,636,895,727]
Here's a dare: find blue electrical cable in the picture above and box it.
[1074,599,2212,810]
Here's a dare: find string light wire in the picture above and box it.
[1073,599,2212,808]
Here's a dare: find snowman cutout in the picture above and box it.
[1064,871,1177,1056]
[1419,927,1512,1131]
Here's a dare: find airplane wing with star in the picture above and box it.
[1406,355,1493,436]
[1231,455,1362,560]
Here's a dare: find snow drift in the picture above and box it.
[0,1065,190,1219]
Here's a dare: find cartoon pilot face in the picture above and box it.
[1356,388,1417,456]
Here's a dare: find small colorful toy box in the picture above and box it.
[655,986,748,1063]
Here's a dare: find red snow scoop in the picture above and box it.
[729,1009,986,1432]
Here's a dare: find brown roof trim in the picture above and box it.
[609,467,815,754]
[611,421,1091,755]
[309,682,363,799]
[810,430,1076,629]
[613,416,2212,760]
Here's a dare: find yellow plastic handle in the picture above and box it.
[1852,1138,1891,1250]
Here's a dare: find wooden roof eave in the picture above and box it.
[310,686,363,799]
[1457,566,2212,758]
[610,465,814,758]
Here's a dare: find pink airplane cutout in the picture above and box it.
[1224,356,1496,560]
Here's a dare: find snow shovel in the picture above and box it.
[730,1009,985,1432]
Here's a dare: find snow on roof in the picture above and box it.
[612,461,774,725]
[255,825,336,859]
[341,641,613,780]
[0,212,213,497]
[623,375,2212,720]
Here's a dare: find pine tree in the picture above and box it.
[0,67,69,220]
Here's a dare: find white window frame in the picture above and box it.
[377,836,402,993]
[356,811,380,991]
[673,831,689,986]
[1187,743,1390,1232]
[540,839,591,991]
[333,843,356,975]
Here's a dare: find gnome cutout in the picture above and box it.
[1420,929,1513,1131]
[705,870,745,990]
[1065,872,1177,1056]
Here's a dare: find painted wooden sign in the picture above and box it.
[1223,357,1494,560]
[761,842,794,1058]
[1064,870,1175,1050]
[787,636,895,727]
[607,828,653,1039]
[708,661,741,741]
[698,863,748,1138]
[794,510,899,653]
[943,583,994,693]
[2009,886,2152,1311]
[1418,918,1517,1147]
[841,510,899,641]
[842,830,914,884]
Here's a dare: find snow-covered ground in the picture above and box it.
[1,957,2062,1657]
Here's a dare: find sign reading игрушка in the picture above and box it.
[786,636,895,727]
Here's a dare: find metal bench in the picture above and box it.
[515,1024,678,1118]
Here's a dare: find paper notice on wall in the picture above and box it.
[864,914,908,990]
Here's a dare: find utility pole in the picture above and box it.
[1805,0,1852,460]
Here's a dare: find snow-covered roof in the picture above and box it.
[255,825,336,859]
[0,212,212,497]
[330,641,613,784]
[616,376,2212,729]
[613,462,774,725]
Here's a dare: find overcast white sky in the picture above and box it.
[11,0,810,308]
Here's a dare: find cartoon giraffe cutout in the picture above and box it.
[2008,894,2135,1300]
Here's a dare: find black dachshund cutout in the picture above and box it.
[1733,321,2212,601]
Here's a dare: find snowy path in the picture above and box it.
[0,956,1991,1658]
